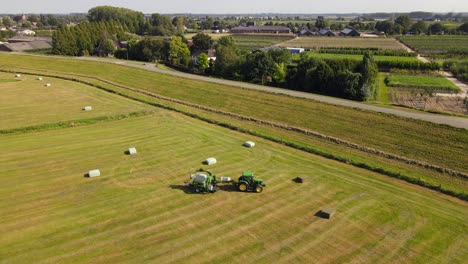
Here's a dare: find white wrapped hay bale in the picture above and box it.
[128,147,137,155]
[45,83,51,87]
[37,77,43,81]
[204,157,217,165]
[220,177,231,182]
[15,74,21,77]
[82,106,93,111]
[88,169,101,178]
[193,173,208,184]
[243,141,255,148]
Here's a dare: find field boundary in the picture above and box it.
[2,68,466,200]
[0,110,153,135]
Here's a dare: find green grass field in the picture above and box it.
[1,84,467,262]
[0,53,466,177]
[0,72,153,130]
[279,37,404,50]
[385,75,460,93]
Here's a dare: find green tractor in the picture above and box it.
[235,171,266,193]
[186,169,218,193]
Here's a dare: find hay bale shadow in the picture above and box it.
[292,177,303,183]
[83,173,90,178]
[124,150,130,155]
[314,209,335,219]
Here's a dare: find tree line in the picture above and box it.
[52,20,127,56]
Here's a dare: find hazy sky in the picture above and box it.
[2,0,467,14]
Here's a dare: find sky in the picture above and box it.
[1,0,467,14]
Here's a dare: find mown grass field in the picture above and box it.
[230,34,296,51]
[279,37,404,50]
[0,72,153,130]
[385,75,460,93]
[1,85,467,263]
[0,54,466,176]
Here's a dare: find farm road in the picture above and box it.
[75,56,468,129]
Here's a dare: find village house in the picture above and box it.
[319,28,336,36]
[230,26,291,34]
[340,28,360,37]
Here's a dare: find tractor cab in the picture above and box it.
[236,171,265,193]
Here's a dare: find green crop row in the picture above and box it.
[385,75,460,92]
[319,48,417,57]
[306,52,441,70]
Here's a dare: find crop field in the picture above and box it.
[398,36,468,56]
[0,54,466,178]
[184,32,232,41]
[385,75,460,93]
[230,34,296,51]
[1,76,467,262]
[304,52,421,63]
[0,72,153,130]
[279,37,404,50]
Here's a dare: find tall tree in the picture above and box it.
[88,6,145,34]
[169,36,191,66]
[191,33,213,52]
[428,23,444,34]
[411,20,428,34]
[395,15,411,33]
[197,53,210,71]
[150,13,175,36]
[359,52,378,100]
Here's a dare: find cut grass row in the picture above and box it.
[5,70,466,199]
[385,75,460,92]
[279,36,404,50]
[0,54,466,175]
[1,111,467,263]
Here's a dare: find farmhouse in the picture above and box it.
[230,26,291,34]
[319,28,336,36]
[299,28,319,36]
[340,28,361,37]
[192,49,216,63]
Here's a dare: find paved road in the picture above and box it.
[76,57,468,129]
[3,52,467,129]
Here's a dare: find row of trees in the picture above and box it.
[108,32,377,101]
[208,35,377,101]
[52,21,127,56]
[374,16,468,35]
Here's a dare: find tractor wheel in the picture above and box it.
[255,186,263,193]
[238,183,248,192]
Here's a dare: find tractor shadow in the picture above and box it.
[216,184,237,192]
[169,185,194,194]
[169,184,238,193]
